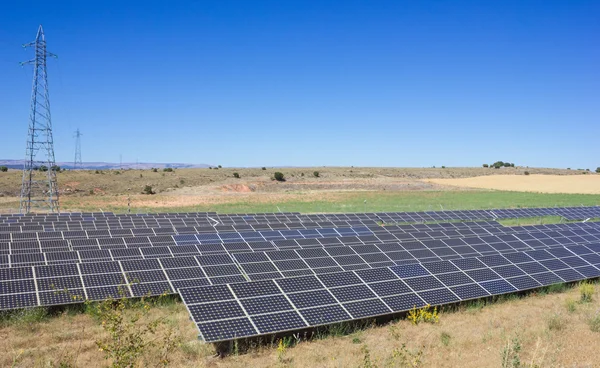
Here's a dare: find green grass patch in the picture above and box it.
[63,190,600,214]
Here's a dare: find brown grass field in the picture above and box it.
[2,284,600,367]
[2,167,600,367]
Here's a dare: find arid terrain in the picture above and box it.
[2,283,600,367]
[0,166,596,213]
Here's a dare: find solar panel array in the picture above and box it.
[1,207,600,344]
[180,242,600,342]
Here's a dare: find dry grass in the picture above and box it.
[427,174,600,194]
[3,284,600,367]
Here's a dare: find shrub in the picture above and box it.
[503,162,511,167]
[262,167,266,170]
[580,281,594,303]
[510,163,515,167]
[482,164,489,168]
[274,172,285,181]
[0,166,7,172]
[95,170,100,174]
[142,185,155,195]
[151,168,158,173]
[39,165,48,172]
[441,166,446,169]
[208,167,212,169]
[233,172,240,179]
[163,168,173,172]
[407,305,439,325]
[51,165,61,172]
[524,171,530,176]
[313,171,319,177]
[90,292,180,367]
[218,165,222,168]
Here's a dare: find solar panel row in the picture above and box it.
[2,224,599,311]
[2,206,599,226]
[179,244,600,342]
[1,221,598,270]
[1,221,506,255]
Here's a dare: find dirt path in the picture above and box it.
[426,174,600,194]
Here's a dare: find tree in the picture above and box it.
[262,167,267,170]
[39,165,48,172]
[218,165,222,169]
[51,165,60,172]
[482,164,489,168]
[233,172,240,178]
[274,172,285,181]
[163,168,173,172]
[596,167,600,173]
[313,171,319,177]
[0,166,7,172]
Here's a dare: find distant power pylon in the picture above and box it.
[74,129,83,169]
[19,25,60,214]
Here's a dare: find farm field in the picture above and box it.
[428,174,600,195]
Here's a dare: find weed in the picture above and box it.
[352,336,362,344]
[589,312,600,333]
[546,313,565,332]
[387,343,424,367]
[580,281,594,303]
[440,332,451,346]
[277,338,292,364]
[465,299,485,313]
[361,344,375,368]
[565,298,576,313]
[407,305,439,325]
[388,323,402,341]
[501,336,522,368]
[543,283,567,294]
[0,307,49,328]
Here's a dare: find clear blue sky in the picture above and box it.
[0,1,598,168]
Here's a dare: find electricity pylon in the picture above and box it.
[19,25,60,214]
[74,129,83,169]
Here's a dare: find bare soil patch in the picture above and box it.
[427,174,600,194]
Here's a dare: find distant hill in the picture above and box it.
[0,159,212,170]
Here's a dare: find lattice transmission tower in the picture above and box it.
[74,129,83,169]
[19,25,60,214]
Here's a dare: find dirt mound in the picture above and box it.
[426,174,600,194]
[221,184,254,192]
